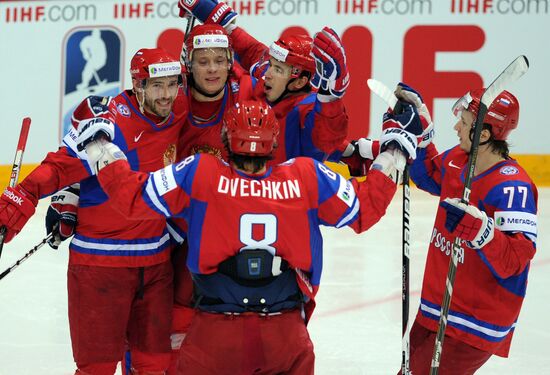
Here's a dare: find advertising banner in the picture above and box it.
[0,0,548,181]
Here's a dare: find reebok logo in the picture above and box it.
[4,189,23,206]
[134,131,144,142]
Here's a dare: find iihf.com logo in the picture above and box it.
[59,27,125,140]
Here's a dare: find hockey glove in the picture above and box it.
[370,148,406,184]
[380,102,422,160]
[178,0,238,32]
[440,197,495,249]
[340,138,380,177]
[394,83,434,148]
[311,27,350,98]
[0,185,37,243]
[85,139,127,175]
[45,184,79,249]
[76,117,116,152]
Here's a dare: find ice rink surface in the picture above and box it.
[0,188,548,374]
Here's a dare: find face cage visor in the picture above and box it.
[266,42,303,79]
[451,91,474,118]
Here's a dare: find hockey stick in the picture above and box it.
[0,233,53,281]
[429,55,529,375]
[184,14,196,42]
[0,117,32,259]
[367,79,411,375]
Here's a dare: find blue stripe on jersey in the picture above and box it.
[298,98,327,161]
[79,177,109,207]
[420,298,516,342]
[143,174,172,217]
[250,75,258,90]
[121,92,175,130]
[308,208,323,286]
[410,147,442,196]
[70,231,171,257]
[476,250,530,297]
[284,95,323,160]
[485,180,537,217]
[184,198,208,274]
[315,161,340,204]
[173,155,200,196]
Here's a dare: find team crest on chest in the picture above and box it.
[163,144,177,166]
[500,166,519,175]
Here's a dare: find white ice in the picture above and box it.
[1,189,549,374]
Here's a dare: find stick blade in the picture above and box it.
[481,55,529,107]
[367,79,398,108]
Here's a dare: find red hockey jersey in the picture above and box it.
[230,27,349,163]
[410,144,538,356]
[96,155,396,296]
[21,90,188,267]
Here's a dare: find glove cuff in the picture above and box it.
[85,140,127,175]
[380,128,418,160]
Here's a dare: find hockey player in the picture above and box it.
[170,21,353,372]
[177,21,349,164]
[178,0,350,164]
[0,48,187,375]
[403,85,538,374]
[43,22,354,373]
[73,99,421,374]
[177,23,254,159]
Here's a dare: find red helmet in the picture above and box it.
[130,48,182,81]
[183,24,232,69]
[451,89,519,140]
[269,35,315,77]
[224,100,279,156]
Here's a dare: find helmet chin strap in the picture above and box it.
[134,82,170,123]
[469,128,491,146]
[269,78,300,105]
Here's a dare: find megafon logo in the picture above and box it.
[59,27,125,142]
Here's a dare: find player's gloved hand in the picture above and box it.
[370,148,406,184]
[72,95,114,130]
[440,197,495,249]
[341,139,380,176]
[45,184,79,249]
[178,0,238,32]
[0,185,38,243]
[75,117,116,152]
[310,27,350,99]
[380,102,422,160]
[83,139,127,175]
[394,83,434,148]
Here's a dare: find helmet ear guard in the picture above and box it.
[451,89,519,141]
